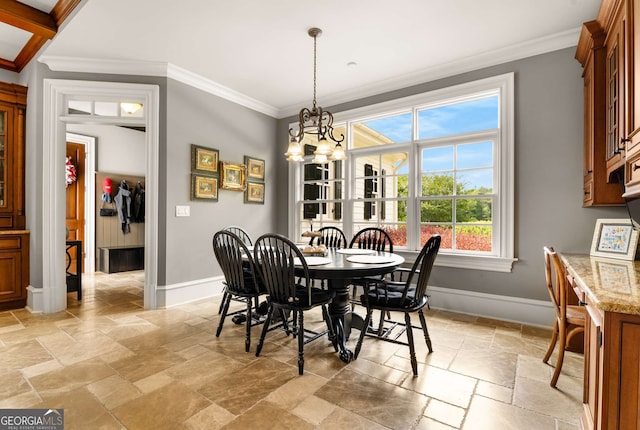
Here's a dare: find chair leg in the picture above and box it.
[418,309,433,353]
[216,292,232,337]
[405,312,418,376]
[543,319,559,364]
[218,289,228,315]
[244,300,252,353]
[354,308,373,359]
[322,305,338,352]
[377,309,386,335]
[550,322,567,388]
[297,309,305,375]
[255,305,273,357]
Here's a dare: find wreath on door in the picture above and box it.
[65,156,77,187]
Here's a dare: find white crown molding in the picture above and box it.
[38,56,279,118]
[38,55,169,77]
[165,63,279,117]
[39,27,579,120]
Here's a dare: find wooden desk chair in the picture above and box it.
[253,233,335,375]
[212,230,267,352]
[354,235,441,376]
[542,246,586,388]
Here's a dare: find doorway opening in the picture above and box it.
[38,79,159,314]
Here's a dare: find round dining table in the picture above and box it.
[297,247,405,363]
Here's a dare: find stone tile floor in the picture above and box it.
[0,271,584,429]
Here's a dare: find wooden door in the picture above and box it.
[66,142,85,273]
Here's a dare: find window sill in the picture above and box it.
[395,250,518,273]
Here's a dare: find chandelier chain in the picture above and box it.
[313,33,317,109]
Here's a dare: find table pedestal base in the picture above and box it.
[328,280,355,363]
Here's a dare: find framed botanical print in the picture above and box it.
[219,161,247,191]
[245,181,265,204]
[244,156,265,181]
[191,174,218,201]
[191,144,219,174]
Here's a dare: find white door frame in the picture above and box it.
[38,79,159,313]
[66,132,96,274]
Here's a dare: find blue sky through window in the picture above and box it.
[418,96,498,139]
[362,96,498,181]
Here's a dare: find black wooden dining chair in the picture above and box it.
[309,226,347,248]
[354,234,441,376]
[223,225,253,246]
[218,225,256,315]
[348,227,394,311]
[212,230,267,352]
[253,233,335,375]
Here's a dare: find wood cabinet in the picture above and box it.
[577,0,640,199]
[0,82,28,310]
[577,21,625,205]
[562,254,640,430]
[0,231,29,310]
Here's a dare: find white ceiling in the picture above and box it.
[34,0,600,118]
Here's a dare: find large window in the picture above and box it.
[289,74,515,272]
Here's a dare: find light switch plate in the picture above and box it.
[176,205,190,217]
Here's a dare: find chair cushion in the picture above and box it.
[294,285,334,308]
[361,285,417,308]
[243,267,267,293]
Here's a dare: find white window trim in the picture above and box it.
[288,73,517,272]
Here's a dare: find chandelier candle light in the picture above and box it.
[286,28,346,163]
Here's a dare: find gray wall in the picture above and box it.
[66,124,146,175]
[276,47,627,302]
[163,79,277,284]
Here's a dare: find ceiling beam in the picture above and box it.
[50,0,81,27]
[0,0,82,73]
[0,0,57,40]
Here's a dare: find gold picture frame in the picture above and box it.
[244,156,265,181]
[219,161,247,191]
[245,182,265,204]
[191,174,218,201]
[191,144,219,174]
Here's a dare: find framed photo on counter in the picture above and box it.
[590,218,639,261]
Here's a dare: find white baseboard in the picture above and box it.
[156,275,225,308]
[155,278,554,327]
[26,285,44,314]
[428,285,554,328]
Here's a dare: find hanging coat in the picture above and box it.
[132,181,145,223]
[114,180,132,233]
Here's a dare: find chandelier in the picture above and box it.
[285,28,346,163]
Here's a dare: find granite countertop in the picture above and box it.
[0,230,29,235]
[561,253,640,315]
